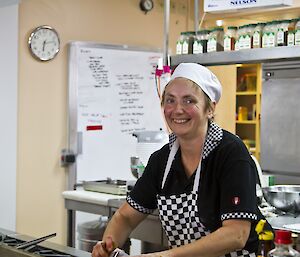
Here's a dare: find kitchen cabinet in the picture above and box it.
[235,64,262,160]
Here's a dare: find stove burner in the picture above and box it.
[1,235,75,257]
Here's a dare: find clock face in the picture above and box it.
[28,26,60,61]
[140,0,154,13]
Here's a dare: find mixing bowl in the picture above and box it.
[262,185,300,213]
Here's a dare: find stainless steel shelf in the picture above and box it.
[170,46,300,66]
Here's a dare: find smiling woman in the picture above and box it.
[92,63,272,257]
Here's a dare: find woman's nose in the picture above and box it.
[173,101,185,112]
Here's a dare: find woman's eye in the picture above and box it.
[183,98,194,105]
[165,98,174,104]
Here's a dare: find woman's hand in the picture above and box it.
[131,251,171,257]
[91,236,116,257]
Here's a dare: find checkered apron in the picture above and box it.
[157,139,256,257]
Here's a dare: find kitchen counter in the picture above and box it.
[63,190,300,248]
[63,189,167,247]
[62,190,125,217]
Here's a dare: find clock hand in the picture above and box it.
[45,40,56,44]
[42,40,46,51]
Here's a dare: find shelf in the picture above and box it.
[236,120,257,124]
[236,91,257,95]
[170,46,300,66]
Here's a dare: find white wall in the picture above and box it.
[0,2,18,230]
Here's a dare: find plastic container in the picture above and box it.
[243,24,256,49]
[262,22,270,48]
[235,26,243,51]
[224,26,237,51]
[269,21,277,48]
[193,30,209,54]
[268,230,300,257]
[186,31,195,54]
[207,27,224,52]
[238,25,247,50]
[245,73,257,91]
[253,23,266,48]
[287,18,298,46]
[176,32,186,55]
[182,32,190,54]
[276,20,290,46]
[295,18,300,46]
[176,32,190,55]
[77,216,108,252]
[238,106,248,121]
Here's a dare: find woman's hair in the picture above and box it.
[161,78,215,120]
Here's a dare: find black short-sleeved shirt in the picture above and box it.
[127,122,269,253]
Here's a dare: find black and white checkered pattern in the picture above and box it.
[221,212,257,221]
[223,249,256,257]
[169,122,223,160]
[157,192,210,248]
[155,122,255,256]
[126,195,155,214]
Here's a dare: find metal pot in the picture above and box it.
[262,185,300,213]
[131,131,168,178]
[132,131,169,143]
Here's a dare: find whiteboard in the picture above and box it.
[68,42,166,183]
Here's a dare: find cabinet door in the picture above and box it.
[261,77,300,174]
[208,65,236,133]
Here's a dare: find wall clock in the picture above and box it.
[28,25,60,61]
[139,0,154,13]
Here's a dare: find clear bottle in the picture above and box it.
[207,27,224,52]
[268,230,300,257]
[176,32,185,55]
[262,22,271,48]
[253,23,266,48]
[193,30,209,54]
[224,26,237,51]
[238,25,247,50]
[244,24,256,49]
[186,31,195,54]
[295,18,300,46]
[235,26,243,51]
[276,20,290,46]
[288,18,298,46]
[268,21,277,48]
[182,32,190,54]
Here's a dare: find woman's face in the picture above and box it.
[163,78,213,138]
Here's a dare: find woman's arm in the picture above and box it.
[92,202,148,257]
[144,219,251,257]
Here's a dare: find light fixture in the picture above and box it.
[216,20,223,26]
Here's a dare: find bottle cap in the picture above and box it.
[275,230,292,244]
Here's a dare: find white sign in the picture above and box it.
[204,0,293,12]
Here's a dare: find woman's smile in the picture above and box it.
[172,118,190,124]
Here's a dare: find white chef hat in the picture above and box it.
[169,63,222,103]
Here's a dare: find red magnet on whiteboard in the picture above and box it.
[86,125,103,131]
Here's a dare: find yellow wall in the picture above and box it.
[17,0,194,245]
